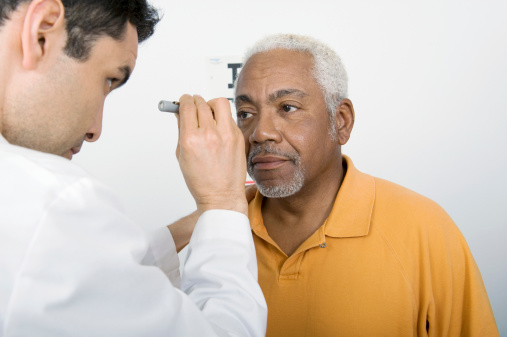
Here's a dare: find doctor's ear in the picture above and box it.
[21,0,66,70]
[334,98,355,145]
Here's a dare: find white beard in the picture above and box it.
[247,144,305,198]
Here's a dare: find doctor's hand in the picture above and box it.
[175,94,248,216]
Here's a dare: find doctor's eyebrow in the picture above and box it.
[116,66,132,88]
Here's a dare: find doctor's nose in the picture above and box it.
[85,109,103,143]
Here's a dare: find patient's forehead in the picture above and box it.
[236,49,320,101]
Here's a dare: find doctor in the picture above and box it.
[0,0,266,336]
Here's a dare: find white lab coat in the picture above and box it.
[0,134,267,336]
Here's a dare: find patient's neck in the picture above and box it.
[260,159,345,256]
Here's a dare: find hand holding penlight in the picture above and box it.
[158,100,180,113]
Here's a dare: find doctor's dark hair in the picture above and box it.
[0,0,159,61]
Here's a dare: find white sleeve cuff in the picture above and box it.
[191,210,251,244]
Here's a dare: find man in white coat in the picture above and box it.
[0,0,267,336]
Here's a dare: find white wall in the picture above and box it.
[75,0,507,333]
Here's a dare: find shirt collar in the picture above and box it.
[324,155,375,237]
[248,155,375,238]
[249,190,268,238]
[0,133,8,145]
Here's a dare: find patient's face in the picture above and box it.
[235,49,341,198]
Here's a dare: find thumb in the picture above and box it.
[245,184,258,203]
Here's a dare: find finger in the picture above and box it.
[178,94,198,131]
[193,95,215,128]
[245,184,258,203]
[174,110,181,129]
[173,100,181,160]
[175,140,180,160]
[207,97,233,129]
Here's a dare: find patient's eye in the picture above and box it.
[282,104,297,113]
[237,111,253,120]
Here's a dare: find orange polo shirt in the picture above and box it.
[249,156,498,337]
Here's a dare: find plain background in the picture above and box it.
[75,0,507,333]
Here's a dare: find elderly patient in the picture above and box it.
[174,33,499,336]
[232,33,499,337]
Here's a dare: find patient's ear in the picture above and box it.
[334,98,355,145]
[21,0,65,70]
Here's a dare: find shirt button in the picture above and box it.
[319,243,327,248]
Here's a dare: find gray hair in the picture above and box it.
[236,34,348,139]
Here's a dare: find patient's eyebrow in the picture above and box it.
[236,89,308,105]
[268,89,308,102]
[235,94,254,104]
